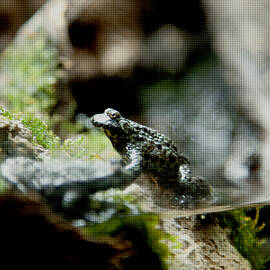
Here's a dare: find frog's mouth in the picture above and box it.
[91,113,111,128]
[91,113,122,136]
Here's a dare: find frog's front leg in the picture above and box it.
[87,151,142,192]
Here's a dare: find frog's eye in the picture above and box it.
[110,111,121,119]
[105,108,121,119]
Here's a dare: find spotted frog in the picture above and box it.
[91,108,212,204]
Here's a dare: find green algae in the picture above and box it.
[218,208,270,270]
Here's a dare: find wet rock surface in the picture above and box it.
[164,217,251,270]
[125,183,251,269]
[1,157,127,219]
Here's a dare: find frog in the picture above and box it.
[91,108,212,205]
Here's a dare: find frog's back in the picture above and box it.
[133,124,189,180]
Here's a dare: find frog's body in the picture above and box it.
[92,108,189,182]
[91,108,212,202]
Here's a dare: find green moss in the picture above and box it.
[218,208,270,270]
[90,213,169,268]
[0,106,116,163]
[0,175,8,193]
[21,117,60,149]
[85,190,171,269]
[1,31,59,117]
[0,105,60,150]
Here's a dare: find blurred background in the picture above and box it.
[0,0,44,50]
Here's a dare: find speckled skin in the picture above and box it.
[91,108,212,202]
[91,108,188,180]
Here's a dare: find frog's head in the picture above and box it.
[91,108,132,143]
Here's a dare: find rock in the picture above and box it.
[164,217,251,270]
[0,116,47,161]
[125,182,252,269]
[0,190,124,269]
[0,156,128,219]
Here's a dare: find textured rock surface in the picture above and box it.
[163,218,251,270]
[0,116,47,161]
[125,182,251,270]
